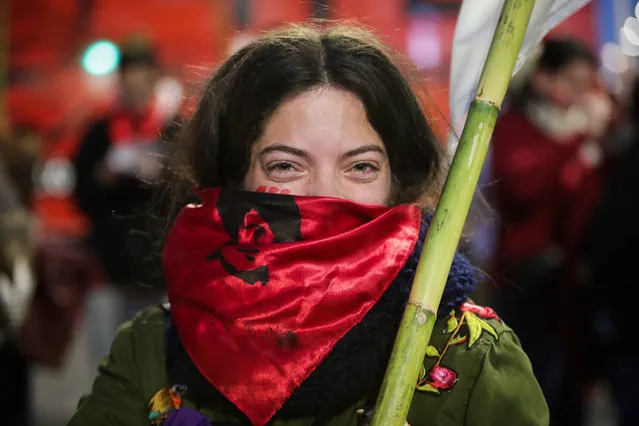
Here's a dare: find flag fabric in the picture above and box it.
[449,0,592,150]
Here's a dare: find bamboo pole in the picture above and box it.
[369,1,536,425]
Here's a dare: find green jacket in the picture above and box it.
[68,305,548,426]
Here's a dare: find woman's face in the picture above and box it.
[533,61,596,109]
[243,87,392,206]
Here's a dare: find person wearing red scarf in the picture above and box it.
[72,38,177,366]
[489,39,611,426]
[68,23,547,426]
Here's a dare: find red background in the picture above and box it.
[7,0,597,236]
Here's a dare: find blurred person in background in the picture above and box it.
[72,37,175,366]
[489,38,612,426]
[0,129,40,426]
[580,74,639,426]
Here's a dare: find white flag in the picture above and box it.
[448,0,592,150]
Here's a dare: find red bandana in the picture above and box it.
[163,188,421,425]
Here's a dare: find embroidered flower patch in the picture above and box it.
[416,303,500,395]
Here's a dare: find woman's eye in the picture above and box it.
[274,163,294,171]
[267,162,298,175]
[349,163,378,174]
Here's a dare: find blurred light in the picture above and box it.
[600,43,629,74]
[407,17,442,69]
[82,41,120,76]
[621,14,639,56]
[155,77,184,118]
[38,158,76,198]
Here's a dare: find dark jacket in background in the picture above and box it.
[73,113,172,288]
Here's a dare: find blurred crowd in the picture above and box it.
[482,39,638,426]
[1,12,639,426]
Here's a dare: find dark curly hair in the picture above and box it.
[162,21,444,212]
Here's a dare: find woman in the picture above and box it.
[68,23,547,426]
[489,38,609,426]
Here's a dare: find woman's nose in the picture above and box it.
[307,174,341,199]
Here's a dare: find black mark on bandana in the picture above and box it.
[206,190,302,286]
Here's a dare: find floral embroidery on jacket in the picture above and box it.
[416,303,500,394]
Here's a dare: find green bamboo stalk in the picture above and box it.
[370,1,536,425]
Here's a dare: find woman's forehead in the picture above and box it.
[255,87,386,157]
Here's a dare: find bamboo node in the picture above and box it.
[472,97,502,110]
[408,302,436,327]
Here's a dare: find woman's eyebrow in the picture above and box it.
[341,145,385,159]
[258,144,310,160]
